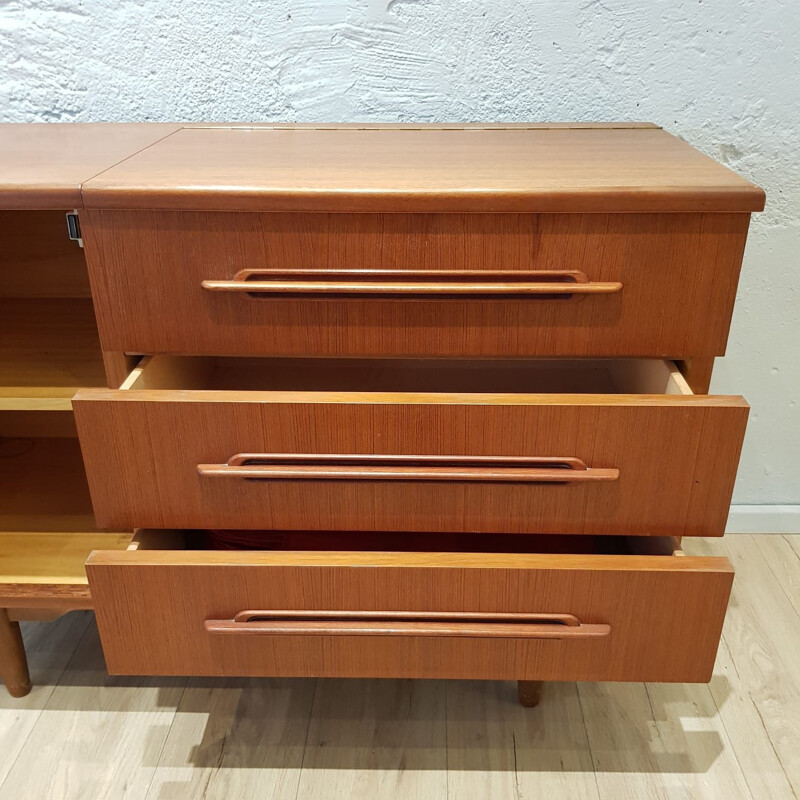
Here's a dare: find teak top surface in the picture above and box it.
[81,125,765,213]
[0,123,180,209]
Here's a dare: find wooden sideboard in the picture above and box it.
[0,123,764,703]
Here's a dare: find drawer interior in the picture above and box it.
[121,355,693,396]
[124,528,685,557]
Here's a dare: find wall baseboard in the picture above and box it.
[726,505,800,534]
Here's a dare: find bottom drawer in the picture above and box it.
[86,531,733,683]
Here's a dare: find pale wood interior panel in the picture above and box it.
[0,210,107,409]
[0,211,90,298]
[605,359,693,395]
[0,436,98,533]
[122,354,214,390]
[0,298,106,411]
[0,532,131,585]
[0,433,130,601]
[128,355,680,395]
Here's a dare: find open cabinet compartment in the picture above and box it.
[0,435,129,608]
[0,211,130,611]
[74,355,747,537]
[0,211,108,412]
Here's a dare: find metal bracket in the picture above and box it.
[66,211,83,248]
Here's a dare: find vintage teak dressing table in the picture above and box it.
[0,123,764,704]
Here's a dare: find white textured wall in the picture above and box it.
[1,0,798,506]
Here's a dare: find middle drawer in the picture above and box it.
[73,357,747,536]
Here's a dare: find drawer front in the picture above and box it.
[86,548,733,682]
[73,391,747,536]
[82,210,750,358]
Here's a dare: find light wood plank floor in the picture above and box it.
[1,535,799,799]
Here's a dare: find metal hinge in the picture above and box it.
[66,211,83,248]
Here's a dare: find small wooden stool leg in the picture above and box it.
[517,680,543,708]
[0,608,32,698]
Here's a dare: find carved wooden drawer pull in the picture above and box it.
[196,454,620,484]
[204,610,612,639]
[201,268,623,298]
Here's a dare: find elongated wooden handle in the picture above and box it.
[204,610,612,639]
[201,269,622,297]
[196,454,620,483]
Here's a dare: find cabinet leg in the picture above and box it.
[517,680,543,708]
[0,609,31,698]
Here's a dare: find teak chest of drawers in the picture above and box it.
[0,123,764,704]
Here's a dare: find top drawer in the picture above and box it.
[82,209,751,358]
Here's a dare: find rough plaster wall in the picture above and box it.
[1,0,797,504]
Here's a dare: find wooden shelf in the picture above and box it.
[0,531,132,609]
[0,437,131,607]
[0,298,107,412]
[0,532,131,586]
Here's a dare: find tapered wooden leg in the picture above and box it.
[517,680,543,708]
[0,608,31,698]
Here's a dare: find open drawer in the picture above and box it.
[73,356,747,536]
[86,530,733,682]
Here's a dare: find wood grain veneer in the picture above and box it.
[81,209,751,358]
[0,123,180,209]
[73,357,747,536]
[80,126,765,213]
[0,122,760,695]
[0,298,107,412]
[85,543,733,682]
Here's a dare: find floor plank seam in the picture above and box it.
[751,694,798,799]
[511,729,521,800]
[701,673,757,800]
[780,534,800,559]
[293,677,318,800]
[752,538,800,621]
[443,681,449,800]
[574,683,602,797]
[720,634,745,684]
[142,680,188,800]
